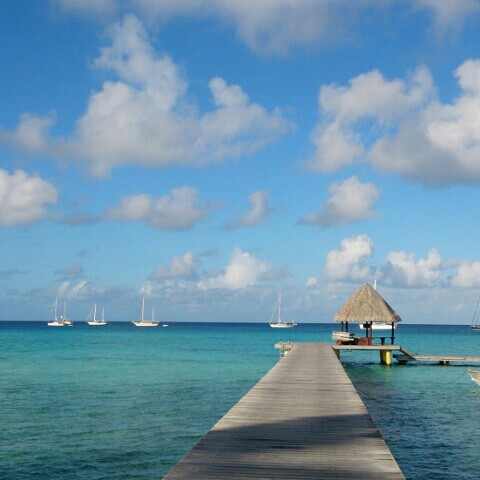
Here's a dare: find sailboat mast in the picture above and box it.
[141,297,145,322]
[63,301,66,319]
[93,303,97,322]
[54,299,58,321]
[101,307,104,321]
[278,293,282,323]
[152,305,155,322]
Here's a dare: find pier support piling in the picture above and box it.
[380,349,392,366]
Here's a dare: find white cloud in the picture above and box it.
[413,0,480,30]
[198,246,272,290]
[1,15,291,176]
[149,252,201,281]
[227,190,272,229]
[307,67,434,173]
[308,60,480,185]
[51,1,480,56]
[451,261,480,287]
[56,281,71,298]
[299,176,380,228]
[0,169,58,227]
[323,235,374,282]
[105,185,211,230]
[380,249,442,287]
[306,277,320,288]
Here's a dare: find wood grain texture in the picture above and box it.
[164,343,405,479]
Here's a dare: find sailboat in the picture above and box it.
[269,294,297,328]
[47,299,66,327]
[470,295,480,330]
[86,303,108,326]
[60,301,74,326]
[132,297,159,327]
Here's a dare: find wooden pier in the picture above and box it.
[164,343,405,479]
[331,344,480,366]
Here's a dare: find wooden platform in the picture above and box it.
[164,343,405,479]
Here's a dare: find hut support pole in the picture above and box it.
[380,350,392,366]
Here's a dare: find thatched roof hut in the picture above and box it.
[334,283,401,324]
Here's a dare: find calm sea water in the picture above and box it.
[0,322,479,479]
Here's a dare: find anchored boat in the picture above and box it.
[132,297,159,327]
[47,299,65,327]
[86,303,108,326]
[269,294,297,328]
[471,295,480,330]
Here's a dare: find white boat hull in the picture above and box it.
[47,322,65,327]
[87,321,108,326]
[359,323,396,330]
[132,321,159,327]
[270,323,296,328]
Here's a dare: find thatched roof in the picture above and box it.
[334,283,401,323]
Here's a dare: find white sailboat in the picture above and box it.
[60,301,74,326]
[269,294,297,328]
[86,303,108,326]
[47,299,66,327]
[132,297,159,327]
[470,295,480,330]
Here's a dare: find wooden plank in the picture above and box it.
[164,343,405,479]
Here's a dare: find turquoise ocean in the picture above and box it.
[1,322,480,479]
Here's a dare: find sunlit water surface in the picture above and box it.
[1,322,479,479]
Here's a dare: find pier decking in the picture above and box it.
[164,343,405,479]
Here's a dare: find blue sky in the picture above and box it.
[2,0,480,323]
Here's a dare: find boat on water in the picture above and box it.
[269,293,297,328]
[468,370,480,385]
[86,303,108,326]
[60,301,74,326]
[359,322,397,330]
[47,299,72,327]
[470,295,480,330]
[132,297,159,327]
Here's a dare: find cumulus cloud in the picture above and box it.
[413,0,480,30]
[53,1,480,56]
[380,249,442,287]
[451,261,480,287]
[307,67,433,172]
[227,190,272,229]
[198,246,272,290]
[105,185,211,230]
[299,176,380,228]
[149,252,201,281]
[323,235,374,282]
[0,169,58,227]
[308,60,480,185]
[1,15,291,176]
[122,0,365,56]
